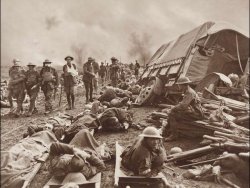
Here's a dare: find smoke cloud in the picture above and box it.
[1,0,249,68]
[128,32,152,66]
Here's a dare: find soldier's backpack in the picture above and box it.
[42,68,54,82]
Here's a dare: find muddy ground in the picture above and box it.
[1,86,240,188]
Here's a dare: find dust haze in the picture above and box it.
[1,0,249,67]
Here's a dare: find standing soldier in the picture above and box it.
[92,59,100,94]
[62,56,78,110]
[82,57,95,103]
[40,59,59,114]
[8,59,26,117]
[110,57,120,87]
[99,62,106,86]
[25,62,40,116]
[134,60,140,80]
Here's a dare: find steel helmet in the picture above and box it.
[170,147,183,155]
[27,62,36,66]
[13,58,20,63]
[176,77,191,85]
[139,126,162,139]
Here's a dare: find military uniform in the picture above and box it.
[110,57,120,87]
[25,64,40,116]
[82,58,95,103]
[166,85,205,141]
[8,63,26,116]
[99,63,106,86]
[40,60,59,113]
[49,129,105,179]
[63,57,78,109]
[121,137,166,176]
[92,60,100,94]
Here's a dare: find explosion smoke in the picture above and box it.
[128,32,152,66]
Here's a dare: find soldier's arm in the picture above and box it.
[83,65,95,77]
[49,142,74,156]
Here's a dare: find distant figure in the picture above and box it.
[25,62,40,116]
[129,62,134,71]
[99,62,106,86]
[109,57,120,87]
[40,59,59,114]
[62,56,78,110]
[92,59,100,94]
[82,57,95,103]
[134,60,140,79]
[8,58,26,117]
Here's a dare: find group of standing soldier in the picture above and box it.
[7,56,140,117]
[8,58,59,117]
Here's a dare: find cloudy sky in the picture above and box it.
[1,0,249,66]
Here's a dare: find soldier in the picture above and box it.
[134,60,140,79]
[62,56,78,110]
[40,59,59,114]
[82,57,95,103]
[92,59,100,95]
[165,77,206,141]
[99,62,106,86]
[109,57,120,87]
[121,126,166,177]
[25,62,40,116]
[7,59,26,117]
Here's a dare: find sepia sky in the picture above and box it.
[1,0,249,66]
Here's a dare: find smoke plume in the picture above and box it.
[128,32,152,66]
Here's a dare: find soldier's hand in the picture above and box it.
[73,148,90,160]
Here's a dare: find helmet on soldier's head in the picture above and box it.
[27,62,36,66]
[176,77,191,85]
[139,126,162,139]
[111,57,117,61]
[65,56,74,61]
[43,59,52,64]
[13,58,20,63]
[88,57,94,62]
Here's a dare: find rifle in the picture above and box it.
[58,85,63,107]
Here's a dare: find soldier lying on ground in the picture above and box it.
[121,126,166,177]
[98,86,132,103]
[48,129,106,179]
[97,107,133,132]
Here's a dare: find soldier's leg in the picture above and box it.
[15,90,25,117]
[47,89,54,112]
[27,89,38,116]
[89,80,93,102]
[7,89,13,109]
[65,86,71,110]
[71,86,75,109]
[84,81,89,103]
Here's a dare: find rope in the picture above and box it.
[235,34,244,73]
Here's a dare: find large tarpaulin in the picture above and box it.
[147,22,214,67]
